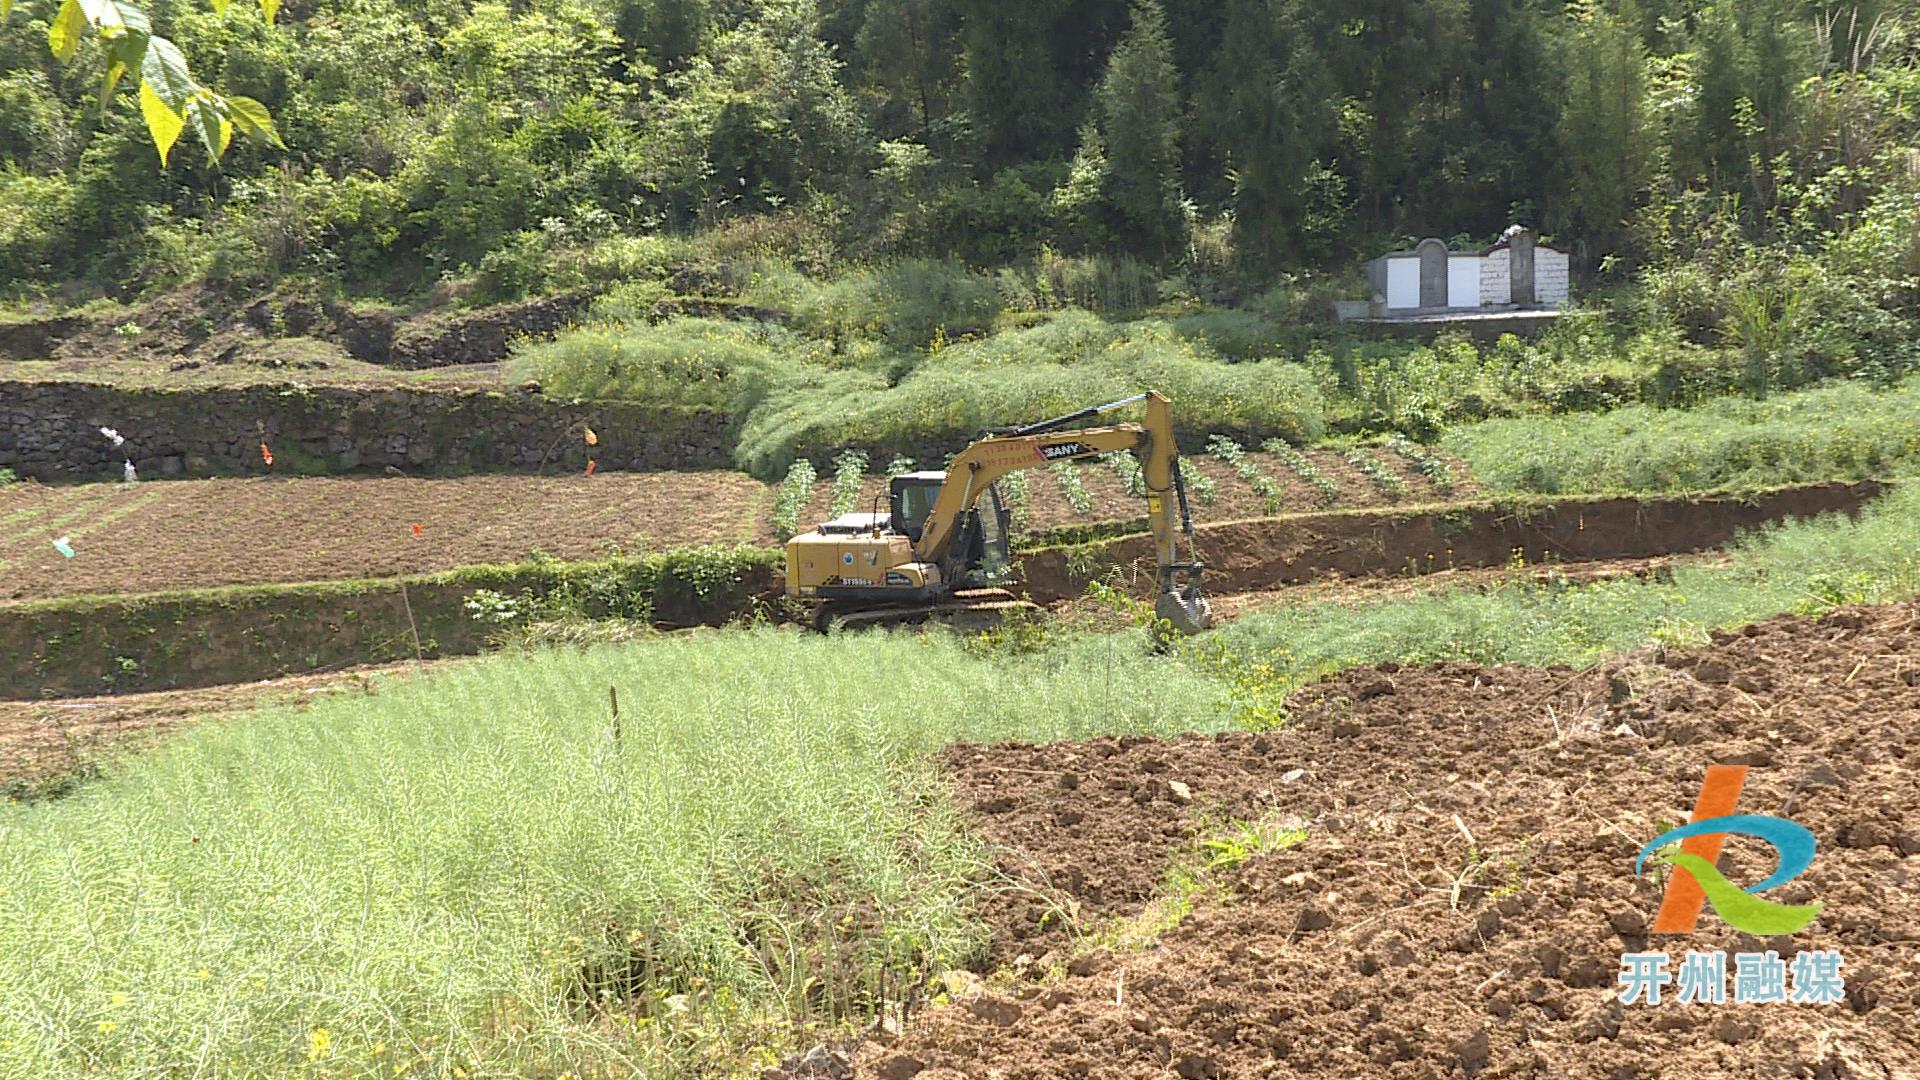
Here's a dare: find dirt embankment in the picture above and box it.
[0,287,597,371]
[1019,481,1886,602]
[845,603,1920,1079]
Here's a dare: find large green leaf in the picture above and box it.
[99,19,151,113]
[47,0,89,62]
[224,94,283,147]
[140,34,195,113]
[259,0,277,25]
[183,96,228,162]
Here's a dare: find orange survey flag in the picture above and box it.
[261,442,274,466]
[584,459,597,477]
[410,522,423,538]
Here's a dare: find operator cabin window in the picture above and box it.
[897,482,937,536]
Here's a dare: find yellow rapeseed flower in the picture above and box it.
[372,1043,387,1056]
[109,993,129,1006]
[307,1027,331,1061]
[96,1021,116,1034]
[194,969,210,979]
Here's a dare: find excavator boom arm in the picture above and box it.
[914,391,1210,632]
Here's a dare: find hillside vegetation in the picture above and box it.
[0,0,1914,358]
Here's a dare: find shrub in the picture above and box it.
[1105,451,1146,496]
[829,449,869,516]
[748,259,1003,347]
[998,468,1032,529]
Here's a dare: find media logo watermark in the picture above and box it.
[1616,764,1843,1006]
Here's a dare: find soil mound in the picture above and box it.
[858,603,1920,1078]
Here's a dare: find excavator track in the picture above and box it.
[811,589,1041,634]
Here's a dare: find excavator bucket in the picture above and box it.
[1155,584,1213,635]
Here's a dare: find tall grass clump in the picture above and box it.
[0,630,1229,1077]
[1447,376,1920,494]
[744,259,1003,347]
[510,318,825,411]
[733,315,1327,475]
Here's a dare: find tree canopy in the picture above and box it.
[0,0,1915,299]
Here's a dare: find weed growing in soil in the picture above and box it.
[1263,439,1339,504]
[772,459,818,539]
[1206,435,1284,514]
[830,450,869,517]
[1345,447,1409,499]
[0,629,1230,1077]
[1198,813,1307,872]
[1050,460,1094,515]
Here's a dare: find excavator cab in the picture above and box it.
[890,470,1012,585]
[889,471,947,543]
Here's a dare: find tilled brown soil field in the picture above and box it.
[802,448,1462,540]
[0,472,770,601]
[850,603,1920,1079]
[0,449,1454,602]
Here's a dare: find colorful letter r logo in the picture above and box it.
[1633,764,1823,936]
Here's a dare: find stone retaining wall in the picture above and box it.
[0,381,732,480]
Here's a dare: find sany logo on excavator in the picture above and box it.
[1036,441,1089,461]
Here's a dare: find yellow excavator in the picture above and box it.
[784,390,1212,634]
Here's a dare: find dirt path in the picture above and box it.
[844,602,1920,1079]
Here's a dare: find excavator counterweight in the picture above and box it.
[784,391,1212,634]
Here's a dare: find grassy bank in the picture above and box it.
[1209,481,1920,702]
[1445,376,1920,494]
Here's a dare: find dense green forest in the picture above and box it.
[4,0,1920,432]
[0,0,1913,294]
